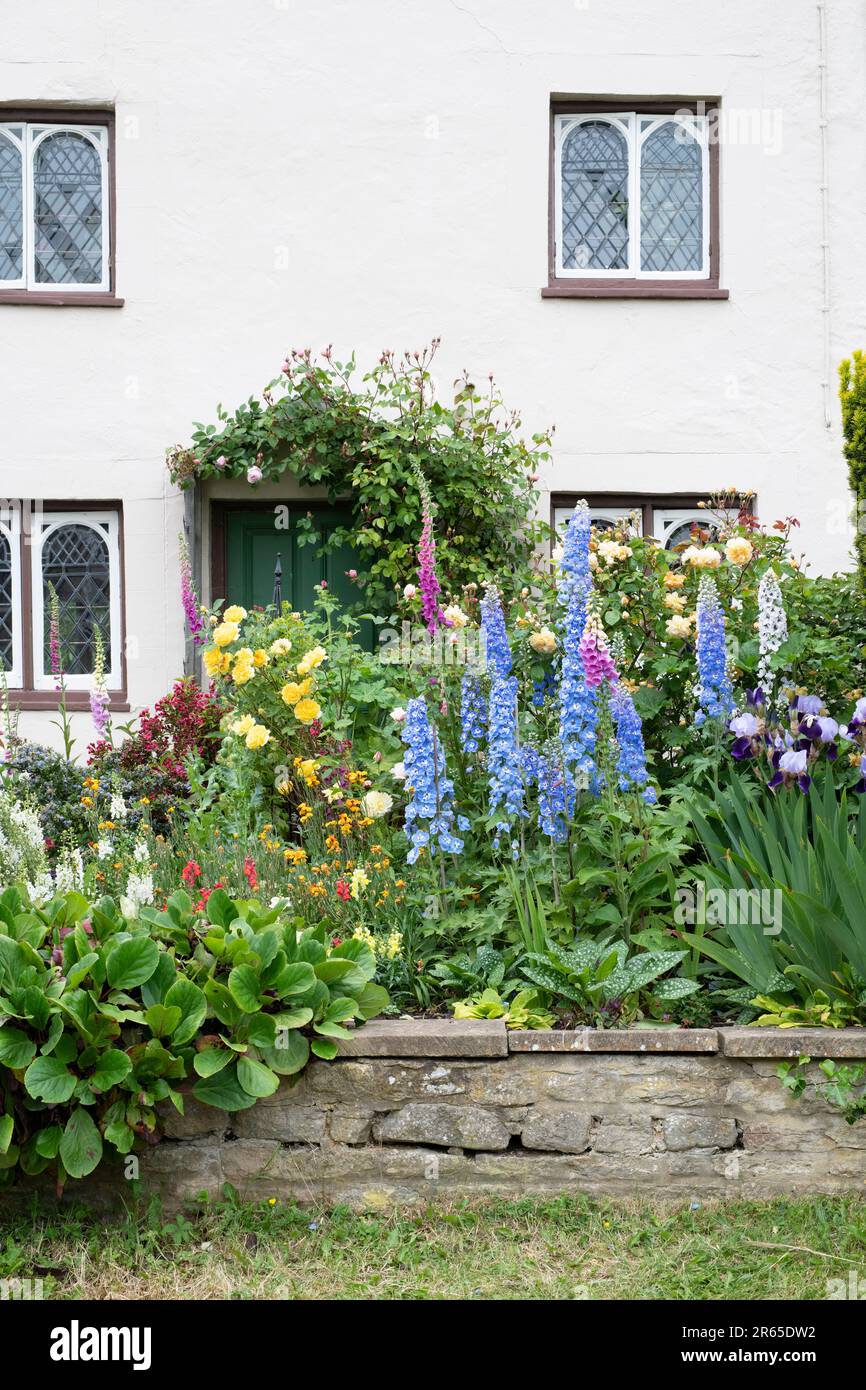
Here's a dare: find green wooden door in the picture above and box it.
[224,505,363,624]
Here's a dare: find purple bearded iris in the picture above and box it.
[768,743,812,794]
[728,710,762,760]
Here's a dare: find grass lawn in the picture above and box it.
[2,1192,865,1300]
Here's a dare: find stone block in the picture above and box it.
[591,1117,654,1155]
[519,1053,735,1110]
[337,1019,508,1057]
[373,1102,510,1150]
[234,1103,326,1143]
[158,1093,228,1140]
[329,1106,375,1144]
[662,1114,738,1151]
[508,1028,718,1053]
[520,1106,591,1153]
[138,1141,223,1200]
[719,1027,866,1059]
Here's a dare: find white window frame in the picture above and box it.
[554,112,710,280]
[32,511,122,691]
[653,508,721,550]
[553,505,642,539]
[0,121,110,293]
[0,506,23,688]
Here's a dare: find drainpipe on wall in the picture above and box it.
[182,482,203,685]
[818,0,832,430]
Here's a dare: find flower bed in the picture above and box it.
[4,354,866,1204]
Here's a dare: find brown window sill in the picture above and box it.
[0,290,124,307]
[542,280,729,300]
[7,691,130,712]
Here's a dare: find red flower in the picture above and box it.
[336,879,351,902]
[195,880,223,913]
[181,859,202,886]
[243,857,259,892]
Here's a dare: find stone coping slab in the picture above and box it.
[507,1028,719,1053]
[719,1027,866,1058]
[336,1018,508,1057]
[336,1020,866,1060]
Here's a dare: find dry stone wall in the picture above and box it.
[15,1023,866,1211]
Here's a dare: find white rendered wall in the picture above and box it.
[0,0,860,748]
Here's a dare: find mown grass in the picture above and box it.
[2,1192,866,1300]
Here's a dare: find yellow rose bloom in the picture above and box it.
[231,714,255,736]
[725,537,754,565]
[232,662,254,685]
[685,546,722,570]
[281,678,313,706]
[297,645,327,676]
[213,621,239,648]
[528,627,557,655]
[269,637,292,657]
[203,647,223,676]
[245,724,270,750]
[442,605,469,629]
[666,615,693,639]
[252,648,269,668]
[293,698,321,725]
[663,572,685,589]
[223,605,248,624]
[664,593,686,613]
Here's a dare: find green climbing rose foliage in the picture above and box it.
[166,341,551,613]
[839,350,866,595]
[0,887,387,1188]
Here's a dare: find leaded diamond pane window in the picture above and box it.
[555,112,709,280]
[42,523,111,676]
[560,121,629,271]
[0,529,13,675]
[0,132,23,282]
[653,514,722,550]
[640,122,702,272]
[34,132,102,284]
[0,120,110,292]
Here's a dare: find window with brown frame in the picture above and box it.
[0,501,126,708]
[0,108,122,306]
[544,99,727,300]
[551,493,737,550]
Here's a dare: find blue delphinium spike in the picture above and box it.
[695,575,734,724]
[402,696,464,863]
